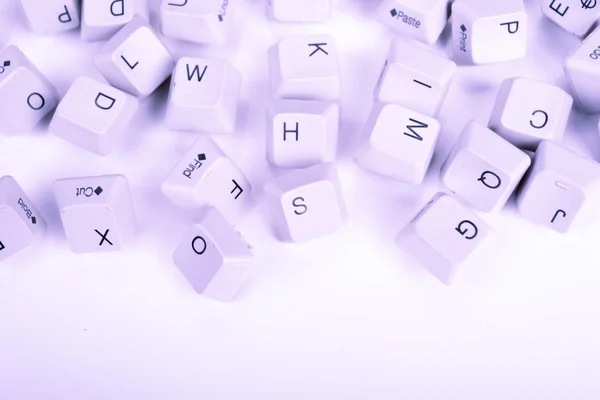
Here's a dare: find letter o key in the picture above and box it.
[191,236,207,255]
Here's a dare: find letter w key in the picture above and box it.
[186,64,208,82]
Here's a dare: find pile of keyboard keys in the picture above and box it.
[1,0,600,301]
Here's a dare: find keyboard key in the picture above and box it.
[376,0,450,44]
[0,176,46,262]
[19,0,80,34]
[161,135,252,225]
[0,46,59,133]
[53,175,137,253]
[269,35,341,101]
[374,37,456,117]
[565,25,600,113]
[160,0,230,44]
[489,77,573,151]
[355,103,440,185]
[94,16,175,97]
[267,0,331,22]
[396,193,493,284]
[173,207,252,301]
[267,100,339,168]
[516,141,599,233]
[452,0,527,64]
[81,0,148,42]
[265,163,346,243]
[165,57,241,133]
[49,76,139,155]
[541,0,600,37]
[441,121,531,212]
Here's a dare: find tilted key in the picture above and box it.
[441,121,531,213]
[396,193,493,284]
[565,25,600,113]
[160,0,230,44]
[265,163,346,243]
[0,176,46,262]
[94,16,175,97]
[81,0,148,42]
[376,0,450,44]
[173,207,252,302]
[165,57,241,133]
[161,135,252,225]
[50,76,139,155]
[53,175,137,253]
[541,0,600,38]
[374,37,456,117]
[19,0,80,34]
[267,100,339,168]
[452,0,527,64]
[269,35,341,101]
[355,103,441,185]
[0,45,59,133]
[267,0,331,22]
[516,141,600,233]
[489,77,573,151]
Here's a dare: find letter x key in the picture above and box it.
[95,229,113,246]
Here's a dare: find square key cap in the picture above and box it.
[0,46,59,133]
[50,76,139,155]
[516,141,600,233]
[173,207,252,302]
[267,0,331,22]
[489,77,573,151]
[81,0,148,42]
[165,57,241,133]
[0,176,46,262]
[53,175,137,253]
[265,163,346,243]
[267,100,339,168]
[94,16,175,97]
[396,193,493,284]
[355,103,441,185]
[565,25,600,113]
[160,0,231,44]
[441,121,531,212]
[374,37,457,117]
[376,0,450,44]
[269,35,341,101]
[161,135,252,225]
[542,0,600,38]
[20,0,80,34]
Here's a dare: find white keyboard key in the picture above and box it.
[0,176,46,262]
[160,0,230,44]
[267,100,339,168]
[267,0,331,22]
[165,57,241,133]
[0,46,59,133]
[265,163,346,243]
[516,141,600,233]
[541,0,600,38]
[50,76,139,155]
[94,16,175,97]
[355,103,441,185]
[565,25,600,113]
[376,0,450,44]
[489,78,573,151]
[162,135,252,225]
[396,193,493,284]
[452,0,527,64]
[20,0,80,34]
[374,37,457,117]
[173,207,252,302]
[441,121,531,212]
[81,0,148,42]
[269,35,341,101]
[53,175,137,253]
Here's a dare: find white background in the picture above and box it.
[1,0,600,399]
